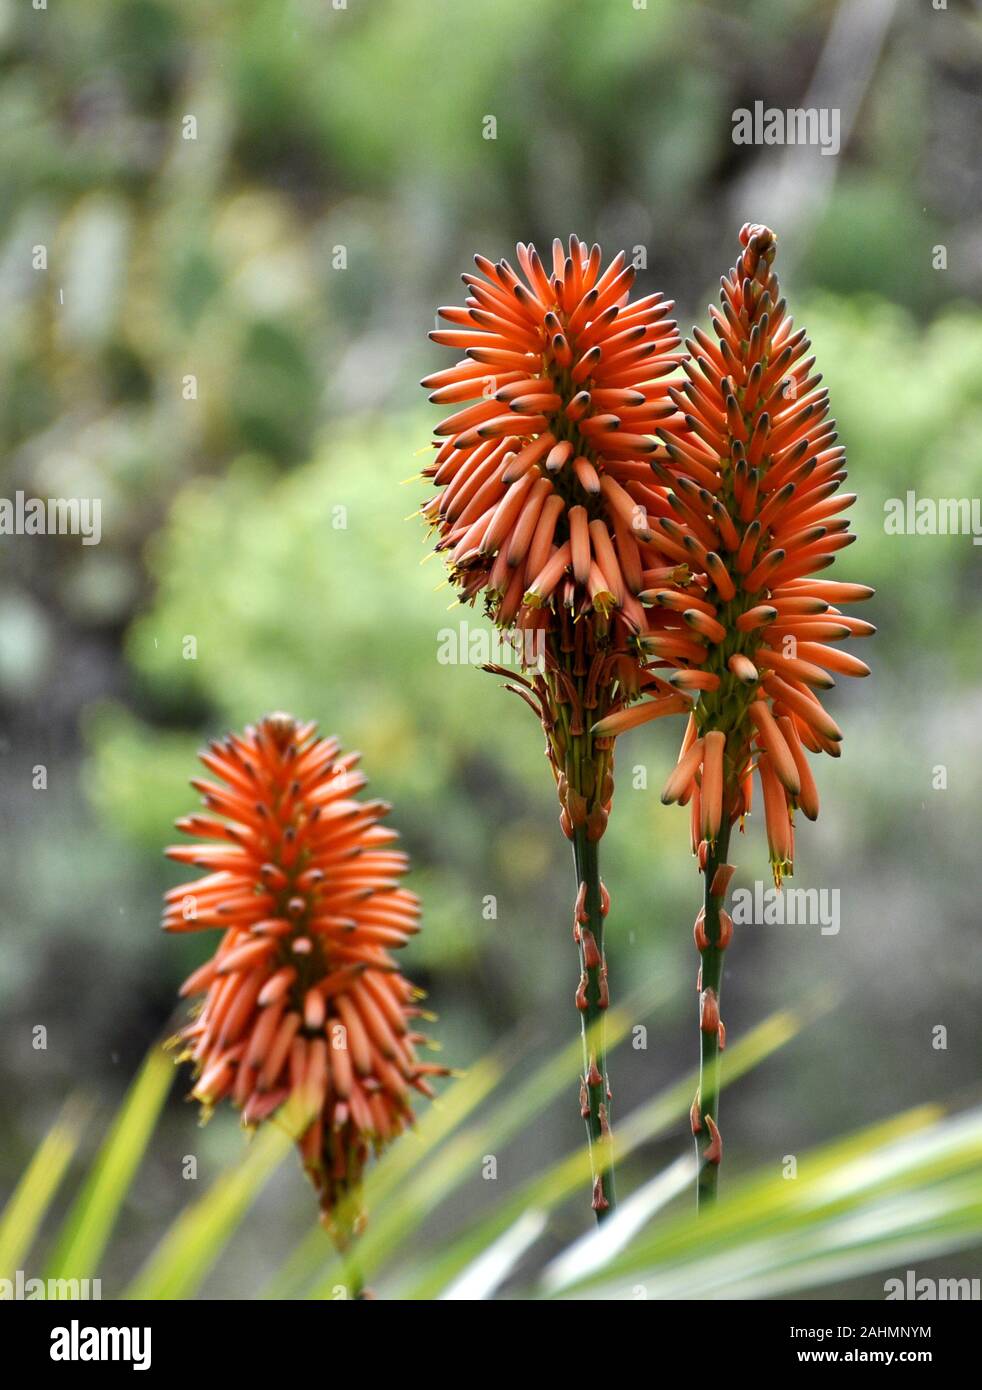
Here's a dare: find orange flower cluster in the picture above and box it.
[164,713,444,1236]
[420,237,689,638]
[609,224,874,881]
[419,227,874,1210]
[420,239,701,838]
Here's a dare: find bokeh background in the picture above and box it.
[2,0,981,1297]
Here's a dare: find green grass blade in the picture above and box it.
[542,1152,697,1294]
[716,1180,982,1301]
[439,1209,548,1300]
[0,1099,88,1279]
[402,997,827,1299]
[558,1103,982,1298]
[126,1119,295,1300]
[260,1049,507,1299]
[306,985,670,1298]
[44,1046,173,1286]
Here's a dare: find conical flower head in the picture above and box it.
[164,713,445,1238]
[421,239,699,838]
[420,237,688,639]
[650,225,874,881]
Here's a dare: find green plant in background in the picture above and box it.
[1,0,981,1306]
[5,1001,982,1300]
[0,1049,172,1294]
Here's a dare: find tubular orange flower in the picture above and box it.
[164,712,446,1243]
[638,224,874,1207]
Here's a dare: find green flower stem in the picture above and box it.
[571,822,616,1221]
[695,818,733,1209]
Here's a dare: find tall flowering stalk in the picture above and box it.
[164,712,446,1245]
[420,237,691,1216]
[627,224,874,1206]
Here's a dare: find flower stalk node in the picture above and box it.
[690,1092,702,1136]
[702,1115,723,1166]
[709,863,736,898]
[580,926,601,970]
[699,987,721,1033]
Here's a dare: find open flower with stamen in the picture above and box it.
[420,238,690,1218]
[606,224,874,1208]
[164,712,446,1243]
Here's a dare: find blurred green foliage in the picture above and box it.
[2,0,981,1298]
[6,1030,982,1300]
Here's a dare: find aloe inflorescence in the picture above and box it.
[164,713,447,1243]
[420,237,706,1215]
[630,224,874,1204]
